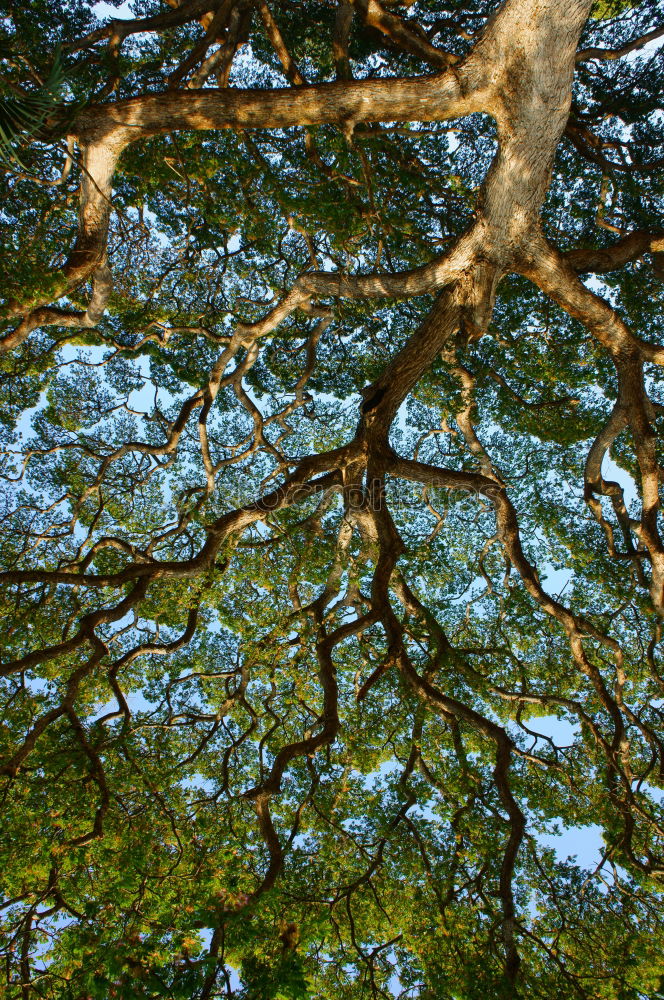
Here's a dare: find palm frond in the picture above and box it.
[0,46,65,168]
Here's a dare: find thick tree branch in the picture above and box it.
[576,24,664,62]
[567,229,664,274]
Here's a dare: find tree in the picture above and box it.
[1,0,663,994]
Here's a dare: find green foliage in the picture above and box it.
[239,952,310,1000]
[591,0,641,19]
[0,46,65,166]
[1,0,664,997]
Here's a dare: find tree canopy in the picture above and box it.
[1,0,664,995]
